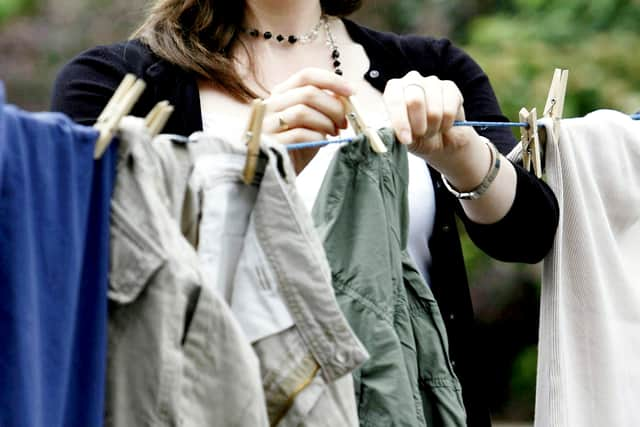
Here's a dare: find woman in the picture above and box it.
[51,0,559,425]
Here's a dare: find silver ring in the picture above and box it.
[404,83,427,98]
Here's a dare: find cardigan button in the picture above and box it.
[368,70,380,78]
[146,62,164,77]
[442,225,450,233]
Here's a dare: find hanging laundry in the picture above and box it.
[104,117,269,427]
[187,132,369,426]
[0,83,116,427]
[535,110,640,427]
[311,128,467,427]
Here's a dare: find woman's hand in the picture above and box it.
[384,71,517,224]
[384,72,484,170]
[263,68,353,173]
[383,72,495,191]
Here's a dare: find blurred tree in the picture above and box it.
[462,0,640,118]
[506,345,538,419]
[0,0,145,109]
[0,0,36,24]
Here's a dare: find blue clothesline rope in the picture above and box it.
[286,113,640,151]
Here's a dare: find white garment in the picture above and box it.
[192,152,296,343]
[202,110,436,283]
[535,111,640,427]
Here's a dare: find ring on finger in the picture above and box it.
[278,115,289,132]
[404,83,427,100]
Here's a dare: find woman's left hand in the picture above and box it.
[383,71,486,179]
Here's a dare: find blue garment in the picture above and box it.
[0,83,116,427]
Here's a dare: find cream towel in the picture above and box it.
[535,110,640,427]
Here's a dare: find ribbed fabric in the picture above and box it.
[535,111,640,427]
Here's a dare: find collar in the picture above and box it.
[341,18,409,92]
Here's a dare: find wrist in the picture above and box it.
[441,138,501,200]
[436,134,492,190]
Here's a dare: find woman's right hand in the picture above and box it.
[262,68,353,173]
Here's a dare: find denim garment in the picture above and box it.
[188,132,369,426]
[312,128,467,427]
[0,84,114,427]
[106,117,268,427]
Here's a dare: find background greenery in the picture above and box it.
[2,0,639,422]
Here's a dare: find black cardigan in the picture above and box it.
[51,18,559,427]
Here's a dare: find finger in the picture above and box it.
[404,70,423,81]
[274,128,326,145]
[271,68,354,97]
[265,104,338,136]
[383,78,412,144]
[441,80,464,130]
[423,76,444,138]
[267,86,348,129]
[403,83,428,140]
[416,133,444,157]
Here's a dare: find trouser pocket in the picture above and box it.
[254,326,321,426]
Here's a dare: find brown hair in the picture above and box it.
[133,0,362,101]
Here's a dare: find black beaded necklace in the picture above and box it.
[240,15,343,75]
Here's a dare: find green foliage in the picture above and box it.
[508,345,538,418]
[461,1,640,120]
[459,223,488,283]
[381,0,426,32]
[0,0,36,24]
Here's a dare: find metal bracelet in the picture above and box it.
[441,139,501,200]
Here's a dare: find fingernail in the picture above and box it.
[400,130,413,145]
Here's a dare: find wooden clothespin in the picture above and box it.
[96,74,136,125]
[344,96,387,154]
[93,74,146,158]
[145,100,174,137]
[541,68,569,147]
[519,107,542,178]
[242,99,267,185]
[144,100,168,130]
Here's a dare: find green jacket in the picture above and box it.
[312,129,467,426]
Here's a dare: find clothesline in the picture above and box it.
[286,113,640,151]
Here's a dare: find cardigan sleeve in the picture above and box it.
[457,161,559,263]
[50,41,149,126]
[422,38,560,263]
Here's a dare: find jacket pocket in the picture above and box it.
[108,202,166,304]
